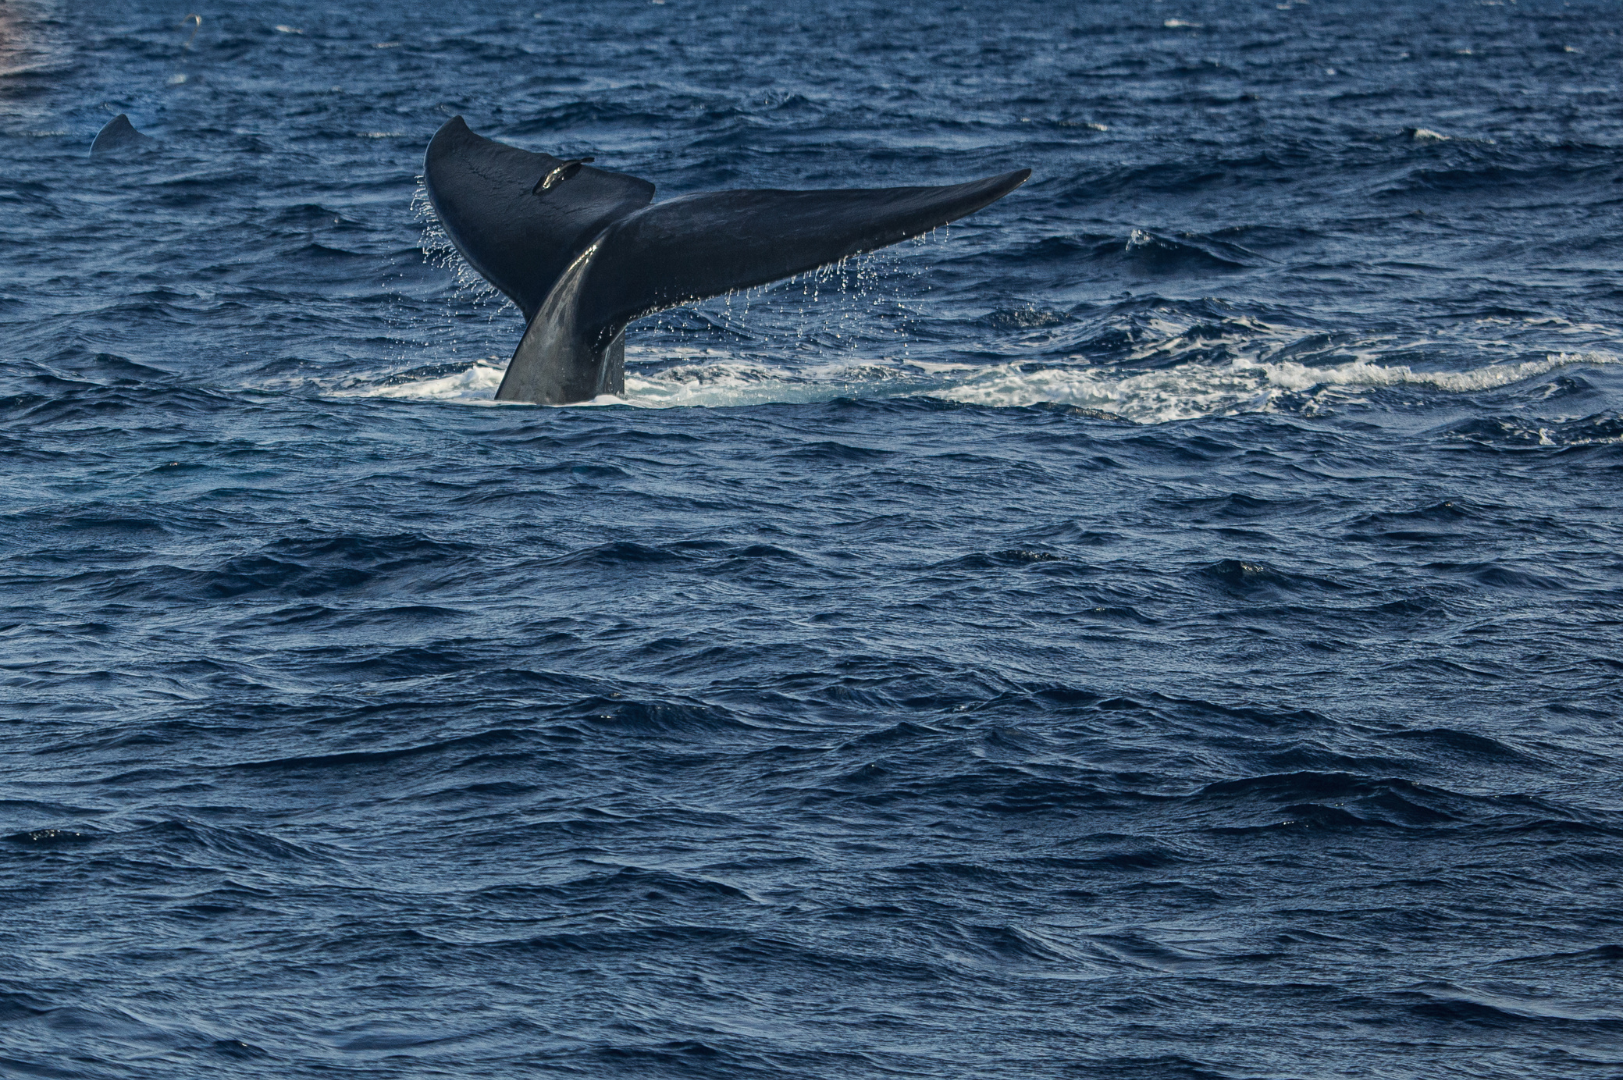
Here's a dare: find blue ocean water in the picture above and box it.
[3,1,1622,1076]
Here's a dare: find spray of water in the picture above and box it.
[375,177,518,384]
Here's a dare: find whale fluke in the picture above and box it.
[424,118,654,323]
[90,114,156,157]
[422,116,1030,405]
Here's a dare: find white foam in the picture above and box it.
[928,352,1620,422]
[359,350,1619,424]
[364,230,1622,422]
[1252,353,1615,393]
[365,362,507,403]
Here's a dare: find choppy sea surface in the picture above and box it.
[3,2,1622,1077]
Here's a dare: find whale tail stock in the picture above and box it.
[422,116,1030,405]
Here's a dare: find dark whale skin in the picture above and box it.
[423,116,1029,405]
[90,114,155,157]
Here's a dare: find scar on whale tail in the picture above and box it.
[422,116,1030,406]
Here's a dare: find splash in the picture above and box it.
[378,194,1620,421]
[926,351,1622,421]
[360,349,1619,422]
[368,361,507,402]
[411,176,506,305]
[386,177,518,376]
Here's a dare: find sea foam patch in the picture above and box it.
[362,348,1619,423]
[930,351,1622,421]
[368,361,507,403]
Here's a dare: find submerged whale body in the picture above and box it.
[422,116,1030,405]
[90,114,155,157]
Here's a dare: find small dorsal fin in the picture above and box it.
[90,114,155,157]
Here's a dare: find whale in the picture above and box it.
[90,113,156,157]
[422,116,1029,405]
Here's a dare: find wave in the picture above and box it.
[355,348,1623,425]
[368,360,506,401]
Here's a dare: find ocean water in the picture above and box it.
[3,1,1622,1077]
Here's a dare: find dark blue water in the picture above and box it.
[4,2,1622,1076]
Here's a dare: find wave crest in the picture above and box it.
[356,348,1621,424]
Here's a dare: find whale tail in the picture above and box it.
[422,117,1030,405]
[91,114,156,157]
